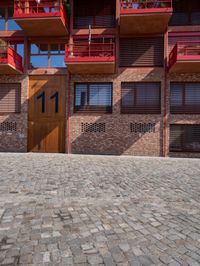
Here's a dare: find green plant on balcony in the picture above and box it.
[0,40,7,57]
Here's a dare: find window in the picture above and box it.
[121,82,161,114]
[74,83,112,113]
[169,0,200,26]
[170,124,200,152]
[0,83,21,113]
[74,0,116,29]
[30,43,65,68]
[170,83,200,114]
[0,6,21,31]
[119,37,164,67]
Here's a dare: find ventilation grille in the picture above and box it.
[81,123,106,133]
[0,122,17,132]
[130,123,156,134]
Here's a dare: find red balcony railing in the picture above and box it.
[65,43,115,62]
[169,41,200,69]
[120,0,172,13]
[14,0,68,25]
[0,45,23,73]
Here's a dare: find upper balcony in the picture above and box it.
[13,0,68,36]
[65,42,115,74]
[0,43,23,74]
[169,41,200,73]
[120,0,172,34]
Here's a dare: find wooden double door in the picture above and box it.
[28,76,66,153]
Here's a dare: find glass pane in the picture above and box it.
[50,55,65,67]
[0,8,6,31]
[31,44,39,54]
[51,44,59,54]
[170,84,183,106]
[39,44,48,54]
[185,84,200,105]
[75,84,87,106]
[30,55,48,68]
[122,87,134,107]
[136,83,159,105]
[89,84,111,106]
[16,44,24,58]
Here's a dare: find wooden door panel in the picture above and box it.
[28,76,66,153]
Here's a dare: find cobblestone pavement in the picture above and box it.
[0,154,200,266]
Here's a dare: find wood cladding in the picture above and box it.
[28,76,66,153]
[119,37,164,67]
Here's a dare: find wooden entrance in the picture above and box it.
[28,75,66,153]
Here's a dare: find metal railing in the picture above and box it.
[169,41,200,69]
[65,42,115,60]
[0,45,23,73]
[14,0,66,18]
[120,0,172,10]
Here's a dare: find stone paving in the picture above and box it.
[0,153,200,266]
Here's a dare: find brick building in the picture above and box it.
[0,0,200,157]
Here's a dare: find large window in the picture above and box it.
[73,0,116,29]
[74,83,112,113]
[171,83,200,114]
[169,0,200,26]
[120,37,164,67]
[170,124,200,152]
[0,6,21,31]
[0,83,21,113]
[121,82,161,114]
[30,43,65,68]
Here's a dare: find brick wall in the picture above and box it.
[69,68,165,156]
[0,75,28,152]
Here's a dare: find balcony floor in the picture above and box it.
[169,60,200,73]
[14,17,68,36]
[0,64,22,75]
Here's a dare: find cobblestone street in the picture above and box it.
[0,153,200,266]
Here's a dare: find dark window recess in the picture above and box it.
[169,0,200,26]
[0,83,21,113]
[130,123,156,134]
[74,0,116,29]
[121,82,161,114]
[170,124,200,152]
[0,122,17,132]
[75,83,112,113]
[81,123,106,133]
[119,37,164,67]
[170,83,200,114]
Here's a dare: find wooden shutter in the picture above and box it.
[119,37,164,67]
[121,82,161,114]
[0,83,21,113]
[170,124,200,152]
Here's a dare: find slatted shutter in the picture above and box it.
[121,82,161,114]
[74,0,115,29]
[119,37,164,67]
[170,124,200,152]
[0,83,21,113]
[170,83,200,114]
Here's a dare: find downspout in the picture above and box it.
[163,29,168,157]
[67,72,71,153]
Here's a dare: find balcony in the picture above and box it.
[65,42,116,74]
[0,45,23,74]
[13,0,68,36]
[120,0,172,34]
[169,41,200,73]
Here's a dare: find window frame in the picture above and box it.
[74,82,113,113]
[121,82,161,114]
[170,124,200,153]
[170,82,200,114]
[29,43,66,69]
